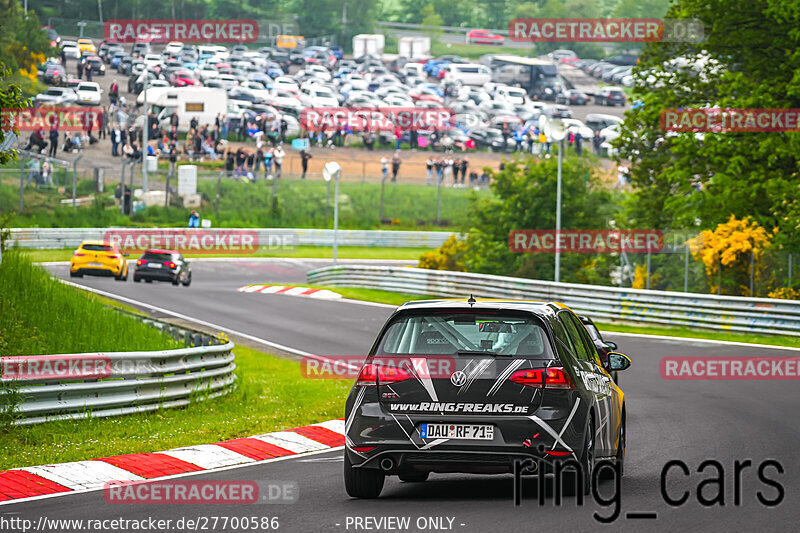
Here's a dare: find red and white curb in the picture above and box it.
[0,419,344,504]
[237,284,342,299]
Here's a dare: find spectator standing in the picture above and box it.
[425,157,434,185]
[391,151,401,182]
[76,57,84,80]
[41,160,53,186]
[111,125,121,156]
[452,158,461,184]
[263,147,274,178]
[300,149,312,179]
[394,127,403,150]
[60,48,67,71]
[280,117,288,143]
[380,156,389,181]
[434,158,444,184]
[593,130,602,156]
[109,80,119,104]
[273,144,285,178]
[98,107,107,140]
[459,157,468,185]
[575,131,583,156]
[48,121,59,158]
[86,64,93,82]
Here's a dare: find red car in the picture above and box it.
[408,87,444,104]
[466,29,505,45]
[169,70,200,87]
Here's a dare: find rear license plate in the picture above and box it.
[420,423,493,440]
[89,262,103,267]
[148,263,162,268]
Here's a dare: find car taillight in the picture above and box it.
[509,367,574,389]
[166,262,177,269]
[106,254,120,259]
[137,259,144,266]
[355,363,410,386]
[74,253,86,257]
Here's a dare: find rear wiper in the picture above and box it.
[456,350,508,357]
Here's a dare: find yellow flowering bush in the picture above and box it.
[686,215,774,296]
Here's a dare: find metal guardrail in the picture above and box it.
[307,265,800,337]
[1,314,236,425]
[9,228,455,250]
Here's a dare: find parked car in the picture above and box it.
[584,113,623,133]
[555,89,589,105]
[76,38,97,54]
[42,64,67,85]
[597,86,626,106]
[34,86,77,106]
[61,41,81,59]
[70,241,129,280]
[85,56,106,76]
[133,249,192,286]
[75,82,102,105]
[467,29,505,45]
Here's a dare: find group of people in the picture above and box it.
[223,143,287,181]
[425,156,487,186]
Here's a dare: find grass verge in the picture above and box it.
[0,251,178,355]
[1,346,352,469]
[25,246,431,263]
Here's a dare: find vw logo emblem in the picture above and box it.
[450,370,467,387]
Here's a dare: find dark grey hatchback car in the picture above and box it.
[344,299,631,498]
[133,249,192,286]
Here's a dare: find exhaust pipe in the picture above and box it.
[380,457,395,472]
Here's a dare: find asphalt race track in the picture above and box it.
[3,259,798,532]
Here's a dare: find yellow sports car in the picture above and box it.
[69,240,129,281]
[77,38,97,54]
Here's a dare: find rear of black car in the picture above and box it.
[133,250,191,285]
[344,303,594,497]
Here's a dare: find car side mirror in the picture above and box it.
[607,352,631,372]
[605,340,618,351]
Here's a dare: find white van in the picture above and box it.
[494,85,529,105]
[137,87,227,132]
[444,63,492,86]
[403,62,425,78]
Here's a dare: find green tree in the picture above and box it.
[460,154,618,282]
[420,3,444,43]
[616,0,800,254]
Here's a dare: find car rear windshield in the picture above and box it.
[375,311,554,358]
[82,244,113,251]
[142,253,173,261]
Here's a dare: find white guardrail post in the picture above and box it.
[307,265,800,337]
[1,318,236,425]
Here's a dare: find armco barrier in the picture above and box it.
[8,228,454,250]
[307,265,800,336]
[1,315,236,426]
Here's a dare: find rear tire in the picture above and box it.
[182,273,191,287]
[344,453,384,499]
[398,472,429,483]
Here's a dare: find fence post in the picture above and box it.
[72,155,83,209]
[215,171,223,217]
[684,244,689,293]
[645,251,651,290]
[19,153,25,214]
[717,257,722,295]
[790,253,793,285]
[750,249,755,296]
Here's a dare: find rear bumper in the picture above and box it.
[71,266,118,277]
[345,401,584,473]
[134,268,179,281]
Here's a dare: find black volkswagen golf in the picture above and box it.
[344,299,631,498]
[133,249,192,286]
